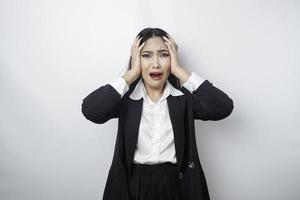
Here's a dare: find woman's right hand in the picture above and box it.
[130,36,145,76]
[122,36,145,85]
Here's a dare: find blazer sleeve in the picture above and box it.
[182,72,234,121]
[81,77,129,124]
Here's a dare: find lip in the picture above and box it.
[149,71,163,75]
[149,71,163,80]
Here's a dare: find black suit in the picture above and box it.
[81,79,234,200]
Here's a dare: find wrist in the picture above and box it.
[122,70,140,86]
[172,66,191,84]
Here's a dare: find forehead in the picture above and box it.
[142,36,167,51]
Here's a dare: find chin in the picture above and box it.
[143,78,162,88]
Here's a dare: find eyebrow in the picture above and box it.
[142,49,169,53]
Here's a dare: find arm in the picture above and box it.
[81,77,129,124]
[182,72,234,121]
[162,34,233,120]
[82,36,143,124]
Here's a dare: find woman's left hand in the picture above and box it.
[163,34,181,75]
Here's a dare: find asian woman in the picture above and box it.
[81,27,234,200]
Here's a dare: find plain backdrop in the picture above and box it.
[1,0,299,200]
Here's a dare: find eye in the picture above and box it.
[142,54,150,58]
[161,53,169,57]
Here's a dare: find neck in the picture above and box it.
[143,80,166,102]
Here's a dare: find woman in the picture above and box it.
[81,28,234,200]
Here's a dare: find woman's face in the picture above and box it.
[140,36,171,90]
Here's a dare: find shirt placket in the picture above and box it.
[152,103,161,162]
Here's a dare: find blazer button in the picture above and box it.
[188,161,194,169]
[178,171,183,179]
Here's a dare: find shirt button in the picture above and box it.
[188,161,195,168]
[178,171,183,179]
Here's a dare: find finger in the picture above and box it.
[166,34,176,44]
[138,41,146,51]
[163,36,177,52]
[163,35,173,45]
[131,37,142,55]
[132,40,144,60]
[131,37,138,54]
[164,40,175,58]
[166,34,177,49]
[134,37,143,51]
[164,39,176,54]
[132,36,141,47]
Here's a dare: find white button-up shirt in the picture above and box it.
[109,72,205,164]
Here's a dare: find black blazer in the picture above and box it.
[81,78,234,200]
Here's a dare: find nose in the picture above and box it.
[152,55,160,69]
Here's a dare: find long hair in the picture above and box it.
[125,28,181,92]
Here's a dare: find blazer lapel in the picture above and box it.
[124,98,143,176]
[167,95,185,172]
[124,95,185,176]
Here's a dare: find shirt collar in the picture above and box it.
[129,78,183,104]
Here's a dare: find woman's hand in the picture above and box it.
[130,36,145,77]
[122,36,145,86]
[163,34,191,84]
[163,34,181,74]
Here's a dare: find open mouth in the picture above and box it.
[149,72,163,80]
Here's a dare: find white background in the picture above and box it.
[1,0,299,199]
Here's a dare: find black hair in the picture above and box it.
[127,27,181,91]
